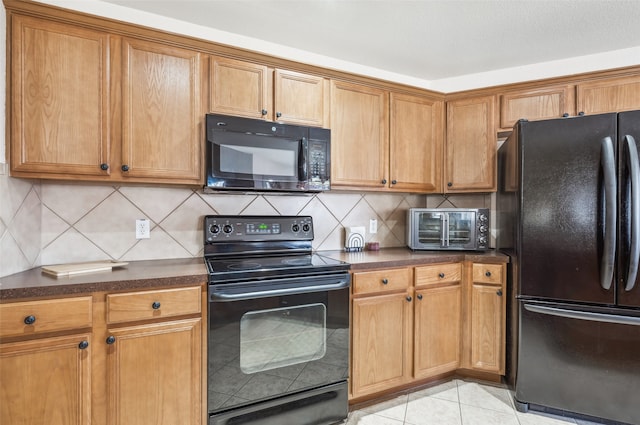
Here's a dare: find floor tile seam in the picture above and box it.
[458,400,520,417]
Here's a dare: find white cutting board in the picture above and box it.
[42,261,129,277]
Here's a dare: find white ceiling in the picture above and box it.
[44,0,640,90]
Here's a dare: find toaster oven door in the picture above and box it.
[446,211,476,249]
[415,211,446,248]
[413,211,476,250]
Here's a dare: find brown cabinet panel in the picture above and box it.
[106,286,201,324]
[472,263,503,285]
[577,75,640,115]
[274,69,329,127]
[121,38,203,182]
[10,15,110,177]
[445,95,497,192]
[500,86,575,129]
[330,80,389,189]
[106,318,202,425]
[351,292,412,398]
[415,263,462,287]
[390,93,444,192]
[469,282,505,374]
[414,284,461,379]
[1,333,91,425]
[352,268,411,295]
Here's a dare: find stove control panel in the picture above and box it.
[204,215,314,242]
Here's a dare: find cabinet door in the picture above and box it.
[121,38,203,183]
[209,56,271,120]
[9,15,110,178]
[330,80,389,190]
[499,86,575,130]
[390,93,444,192]
[445,95,496,192]
[351,292,412,398]
[1,334,91,425]
[274,69,329,127]
[414,284,461,379]
[106,318,202,425]
[470,283,504,374]
[577,75,640,115]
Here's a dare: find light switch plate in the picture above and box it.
[369,219,378,234]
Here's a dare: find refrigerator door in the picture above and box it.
[516,300,640,425]
[618,110,640,308]
[518,114,618,304]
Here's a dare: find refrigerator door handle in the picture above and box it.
[524,303,640,326]
[600,136,617,291]
[626,135,640,292]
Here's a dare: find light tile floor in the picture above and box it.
[345,379,608,425]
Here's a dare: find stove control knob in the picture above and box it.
[223,224,233,234]
[292,224,300,232]
[302,224,311,232]
[209,224,220,235]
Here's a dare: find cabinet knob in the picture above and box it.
[106,335,116,345]
[382,278,388,284]
[406,296,412,302]
[447,182,453,187]
[562,113,569,118]
[391,179,397,185]
[381,179,387,184]
[24,315,36,325]
[100,163,109,171]
[417,294,423,300]
[438,273,445,278]
[578,111,585,116]
[121,165,129,172]
[496,289,503,296]
[276,112,282,118]
[485,271,492,277]
[78,340,89,350]
[261,109,268,116]
[152,301,161,310]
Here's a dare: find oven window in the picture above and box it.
[239,303,326,374]
[448,212,472,247]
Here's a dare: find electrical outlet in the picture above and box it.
[369,218,378,234]
[135,219,150,239]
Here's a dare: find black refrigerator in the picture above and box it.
[497,110,640,425]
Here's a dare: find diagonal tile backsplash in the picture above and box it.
[0,171,492,278]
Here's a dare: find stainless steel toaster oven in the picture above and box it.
[407,208,489,251]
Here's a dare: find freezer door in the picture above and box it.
[618,110,640,308]
[518,114,618,304]
[516,301,640,424]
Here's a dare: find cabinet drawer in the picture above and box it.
[0,296,93,338]
[472,263,503,285]
[106,286,201,324]
[415,263,462,286]
[353,268,411,295]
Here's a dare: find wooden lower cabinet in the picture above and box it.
[106,318,202,425]
[0,333,92,425]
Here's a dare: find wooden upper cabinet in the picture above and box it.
[209,56,271,120]
[390,93,444,192]
[577,75,640,115]
[210,56,329,127]
[499,86,575,130]
[9,14,110,178]
[445,95,497,192]
[120,38,203,183]
[330,80,389,189]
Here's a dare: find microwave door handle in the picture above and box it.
[298,137,308,181]
[600,136,617,290]
[626,135,640,291]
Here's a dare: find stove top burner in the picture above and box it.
[226,262,262,270]
[281,258,311,266]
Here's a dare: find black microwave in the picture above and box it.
[205,114,331,192]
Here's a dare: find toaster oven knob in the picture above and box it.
[479,236,487,245]
[479,225,488,233]
[223,224,233,234]
[478,214,488,222]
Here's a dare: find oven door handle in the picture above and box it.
[209,275,351,302]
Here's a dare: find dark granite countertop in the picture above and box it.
[321,247,509,270]
[0,258,208,301]
[1,249,508,301]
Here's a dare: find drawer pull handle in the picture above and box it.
[438,273,445,278]
[382,279,388,284]
[417,294,423,300]
[485,271,492,277]
[406,296,412,302]
[78,340,89,350]
[106,335,116,345]
[24,315,36,325]
[152,301,161,310]
[496,289,503,296]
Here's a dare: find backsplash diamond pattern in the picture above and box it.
[0,172,491,278]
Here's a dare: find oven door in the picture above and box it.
[208,273,350,425]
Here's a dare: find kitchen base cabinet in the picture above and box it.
[0,334,92,425]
